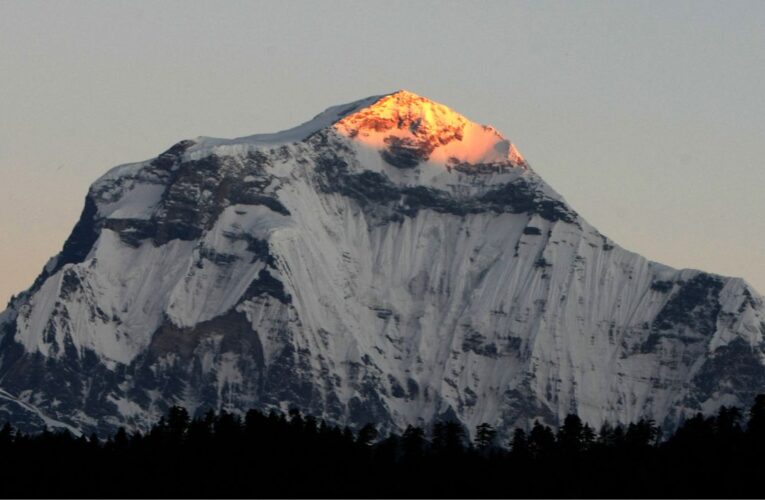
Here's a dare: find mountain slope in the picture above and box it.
[1,90,764,436]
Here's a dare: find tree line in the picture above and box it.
[3,397,765,497]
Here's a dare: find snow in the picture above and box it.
[106,394,145,420]
[0,388,81,435]
[95,160,150,185]
[98,182,166,220]
[185,94,384,158]
[334,90,527,167]
[165,204,292,327]
[182,90,528,169]
[16,232,198,365]
[339,135,529,194]
[2,89,764,436]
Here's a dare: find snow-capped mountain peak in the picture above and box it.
[0,91,763,437]
[184,90,526,170]
[335,90,527,168]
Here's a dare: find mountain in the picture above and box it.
[1,90,764,437]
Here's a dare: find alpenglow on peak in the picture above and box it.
[189,90,527,169]
[334,90,527,168]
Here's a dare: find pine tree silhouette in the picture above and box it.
[474,422,497,452]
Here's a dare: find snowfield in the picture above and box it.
[1,90,763,437]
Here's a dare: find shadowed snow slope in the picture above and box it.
[1,90,763,436]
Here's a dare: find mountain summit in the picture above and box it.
[190,90,526,169]
[1,91,763,436]
[334,90,527,168]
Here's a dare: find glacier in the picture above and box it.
[0,90,763,437]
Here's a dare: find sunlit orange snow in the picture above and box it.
[334,90,526,168]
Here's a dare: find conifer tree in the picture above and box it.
[581,423,595,451]
[510,428,529,458]
[529,421,555,457]
[474,422,497,451]
[557,414,584,452]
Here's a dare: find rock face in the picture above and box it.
[1,90,764,436]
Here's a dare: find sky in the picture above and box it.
[1,0,764,305]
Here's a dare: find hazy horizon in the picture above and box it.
[1,0,764,305]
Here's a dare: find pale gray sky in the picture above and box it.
[1,0,764,305]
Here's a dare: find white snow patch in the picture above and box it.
[186,94,384,159]
[0,389,81,435]
[98,182,166,220]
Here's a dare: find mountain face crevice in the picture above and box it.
[0,90,763,437]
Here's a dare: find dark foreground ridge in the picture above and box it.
[4,397,765,498]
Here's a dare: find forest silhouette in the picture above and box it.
[3,396,765,498]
